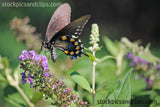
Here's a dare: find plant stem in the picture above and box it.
[5,69,35,107]
[15,84,35,107]
[92,44,96,106]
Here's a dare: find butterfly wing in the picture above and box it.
[50,14,91,42]
[54,35,86,59]
[52,15,91,59]
[45,3,71,42]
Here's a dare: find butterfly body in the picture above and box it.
[50,47,57,62]
[40,3,90,62]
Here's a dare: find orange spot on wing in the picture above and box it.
[74,42,79,46]
[70,38,75,42]
[75,46,80,50]
[61,36,67,40]
[64,50,69,54]
[70,51,74,55]
[75,50,79,54]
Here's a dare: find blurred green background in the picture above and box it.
[0,0,160,107]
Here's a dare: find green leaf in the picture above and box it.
[4,85,28,107]
[2,57,9,68]
[5,97,26,107]
[150,94,160,107]
[144,43,151,52]
[98,55,115,64]
[69,71,91,92]
[138,54,155,63]
[0,72,8,83]
[102,36,119,56]
[31,92,43,104]
[103,69,132,107]
[0,79,9,83]
[67,70,75,75]
[86,52,95,61]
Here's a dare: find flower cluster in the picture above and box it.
[40,79,89,106]
[19,50,50,87]
[126,52,151,71]
[88,24,101,52]
[19,50,89,106]
[10,17,41,51]
[126,52,160,89]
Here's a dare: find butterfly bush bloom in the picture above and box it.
[125,52,160,89]
[27,77,33,84]
[19,50,51,87]
[88,24,101,52]
[20,73,27,84]
[19,50,89,106]
[126,52,150,69]
[126,52,133,59]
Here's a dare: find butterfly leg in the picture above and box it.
[39,44,43,54]
[82,52,89,57]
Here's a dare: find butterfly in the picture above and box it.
[39,3,91,62]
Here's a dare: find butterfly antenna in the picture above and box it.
[39,46,43,54]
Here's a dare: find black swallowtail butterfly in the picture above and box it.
[40,3,91,62]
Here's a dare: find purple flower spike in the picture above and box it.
[147,79,153,89]
[29,50,36,56]
[22,50,28,55]
[126,52,133,59]
[18,50,94,106]
[148,79,153,86]
[63,89,67,93]
[22,79,27,84]
[27,77,33,84]
[20,73,27,84]
[74,99,78,103]
[62,82,65,87]
[53,85,56,89]
[157,64,160,70]
[140,58,149,65]
[44,72,50,78]
[21,73,26,79]
[56,89,60,93]
[41,55,47,62]
[18,55,24,61]
[133,56,140,65]
[41,59,48,67]
[74,95,77,99]
[43,65,49,72]
[35,55,41,61]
